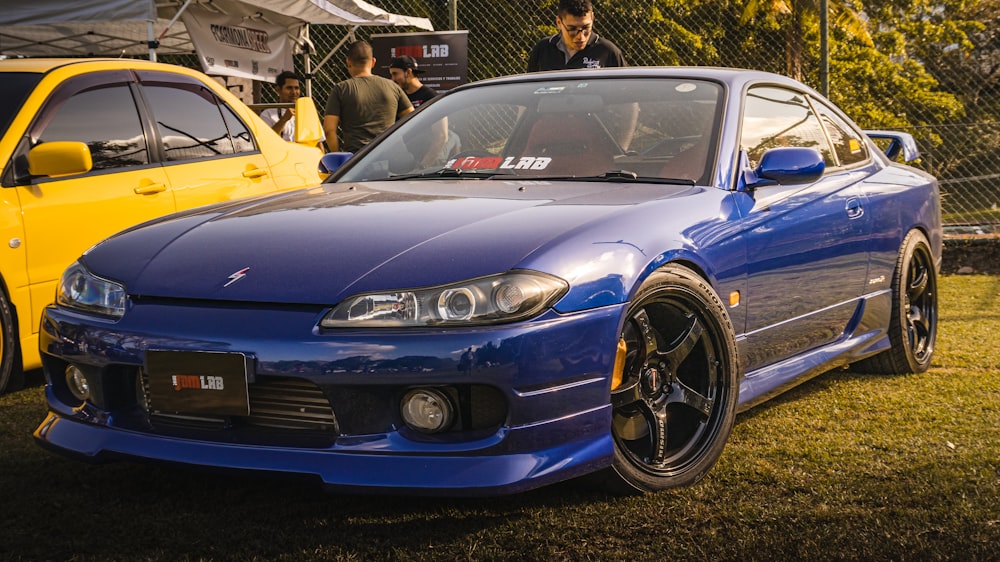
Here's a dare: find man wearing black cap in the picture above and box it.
[527,0,626,72]
[389,55,437,108]
[389,55,456,166]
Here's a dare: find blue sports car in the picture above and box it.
[35,68,940,495]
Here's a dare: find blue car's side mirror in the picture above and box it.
[320,152,354,175]
[743,147,824,190]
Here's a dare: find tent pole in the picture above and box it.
[312,26,360,77]
[303,24,313,99]
[154,0,193,61]
[148,20,157,61]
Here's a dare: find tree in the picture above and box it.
[739,0,873,79]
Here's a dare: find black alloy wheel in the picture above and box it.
[601,265,740,493]
[854,229,938,374]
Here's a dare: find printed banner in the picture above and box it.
[181,3,293,82]
[370,31,469,93]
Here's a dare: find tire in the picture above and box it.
[0,290,23,394]
[853,229,938,375]
[597,264,741,493]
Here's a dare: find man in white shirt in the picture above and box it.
[259,71,302,141]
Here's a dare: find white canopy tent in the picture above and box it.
[0,0,433,94]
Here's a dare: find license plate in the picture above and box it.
[144,351,251,416]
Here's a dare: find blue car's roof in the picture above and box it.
[457,66,816,96]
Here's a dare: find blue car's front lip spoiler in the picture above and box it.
[34,407,615,497]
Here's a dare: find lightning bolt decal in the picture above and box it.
[223,267,251,288]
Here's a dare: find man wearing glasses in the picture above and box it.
[526,0,626,72]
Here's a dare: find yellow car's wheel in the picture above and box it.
[0,291,22,394]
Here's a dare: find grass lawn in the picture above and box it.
[1,275,997,561]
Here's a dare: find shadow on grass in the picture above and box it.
[5,452,620,559]
[4,373,620,559]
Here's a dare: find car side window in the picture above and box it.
[141,83,240,161]
[221,104,256,154]
[741,86,834,169]
[813,100,869,167]
[36,83,150,170]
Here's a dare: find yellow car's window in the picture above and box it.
[142,83,238,161]
[221,103,256,154]
[1,72,43,135]
[36,83,149,170]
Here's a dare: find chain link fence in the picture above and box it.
[272,0,1000,234]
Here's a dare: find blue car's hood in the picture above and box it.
[83,180,711,305]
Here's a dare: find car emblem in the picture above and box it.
[224,267,251,287]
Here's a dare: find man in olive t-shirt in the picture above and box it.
[324,40,413,153]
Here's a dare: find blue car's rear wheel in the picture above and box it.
[603,265,740,492]
[853,229,938,374]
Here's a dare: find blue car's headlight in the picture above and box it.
[321,270,568,327]
[56,261,126,319]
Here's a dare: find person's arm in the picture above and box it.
[419,117,449,168]
[324,115,340,152]
[395,85,414,121]
[614,47,627,67]
[273,109,295,136]
[527,41,541,73]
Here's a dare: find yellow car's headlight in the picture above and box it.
[57,262,126,319]
[321,271,568,328]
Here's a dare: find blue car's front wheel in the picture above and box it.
[604,264,741,492]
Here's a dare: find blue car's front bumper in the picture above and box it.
[35,301,624,496]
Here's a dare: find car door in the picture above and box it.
[738,85,873,372]
[135,71,277,210]
[12,71,174,328]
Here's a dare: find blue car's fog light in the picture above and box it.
[401,388,454,433]
[65,364,91,401]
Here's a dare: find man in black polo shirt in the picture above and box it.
[389,56,438,108]
[527,0,626,72]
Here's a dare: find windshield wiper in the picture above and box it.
[601,170,639,181]
[521,170,697,185]
[385,168,512,181]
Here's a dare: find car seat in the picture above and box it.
[520,113,616,176]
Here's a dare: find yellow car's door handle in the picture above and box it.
[242,168,269,179]
[134,183,167,195]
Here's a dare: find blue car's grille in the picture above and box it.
[140,374,338,434]
[246,378,338,431]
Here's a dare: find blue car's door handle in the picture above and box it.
[845,196,864,219]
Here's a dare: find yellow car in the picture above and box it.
[0,58,324,393]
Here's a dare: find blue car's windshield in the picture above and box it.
[336,78,723,185]
[0,72,43,137]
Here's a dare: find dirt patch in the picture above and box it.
[942,236,1000,275]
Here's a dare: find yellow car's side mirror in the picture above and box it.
[294,97,323,147]
[28,141,93,178]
